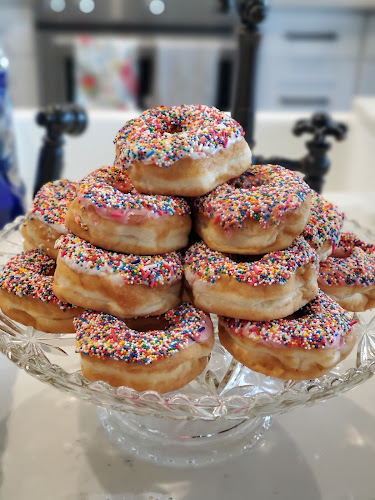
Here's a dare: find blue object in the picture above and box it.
[0,48,25,229]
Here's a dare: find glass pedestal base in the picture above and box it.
[97,406,272,467]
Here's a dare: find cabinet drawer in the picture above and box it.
[260,8,363,59]
[256,59,357,111]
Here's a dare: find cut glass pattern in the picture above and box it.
[0,216,374,422]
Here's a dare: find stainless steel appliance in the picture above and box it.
[34,0,237,109]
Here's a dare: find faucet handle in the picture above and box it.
[34,104,88,196]
[235,0,268,26]
[293,112,347,143]
[36,104,88,139]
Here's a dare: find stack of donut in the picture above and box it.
[185,164,358,380]
[0,103,370,390]
[53,104,252,392]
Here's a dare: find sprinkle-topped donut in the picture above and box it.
[26,179,77,232]
[0,249,82,333]
[53,233,183,317]
[196,165,311,230]
[55,233,182,287]
[65,166,192,254]
[113,105,252,196]
[77,166,189,215]
[115,105,245,168]
[218,290,357,380]
[193,164,312,254]
[22,179,77,259]
[75,302,215,392]
[221,291,353,350]
[302,192,344,261]
[318,232,375,311]
[185,238,317,287]
[184,237,319,321]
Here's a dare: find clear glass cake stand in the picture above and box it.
[1,216,375,467]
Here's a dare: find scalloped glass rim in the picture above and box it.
[0,215,375,421]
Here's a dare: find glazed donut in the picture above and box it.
[301,192,344,261]
[0,249,82,333]
[65,165,192,254]
[114,104,252,196]
[21,179,77,259]
[318,232,375,311]
[75,302,214,392]
[193,165,311,254]
[184,237,319,321]
[53,233,183,318]
[218,290,357,380]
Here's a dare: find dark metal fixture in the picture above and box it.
[255,113,347,194]
[231,0,268,150]
[34,104,88,196]
[230,0,348,193]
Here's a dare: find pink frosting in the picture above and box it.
[187,315,213,346]
[78,193,162,224]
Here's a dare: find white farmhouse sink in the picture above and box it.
[13,99,373,208]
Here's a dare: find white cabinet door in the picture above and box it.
[255,8,363,110]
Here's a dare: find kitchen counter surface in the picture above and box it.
[353,97,375,134]
[1,355,375,500]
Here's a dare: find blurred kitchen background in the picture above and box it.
[1,0,375,208]
[3,0,374,111]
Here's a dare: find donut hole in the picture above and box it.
[125,316,170,333]
[231,171,266,190]
[38,260,56,277]
[44,267,56,277]
[284,305,309,321]
[229,253,263,264]
[163,124,183,135]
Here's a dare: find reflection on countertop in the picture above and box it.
[1,338,375,499]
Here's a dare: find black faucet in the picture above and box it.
[230,0,348,193]
[255,112,347,193]
[34,104,88,196]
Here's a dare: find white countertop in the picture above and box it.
[0,192,375,500]
[1,354,375,500]
[353,97,375,134]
